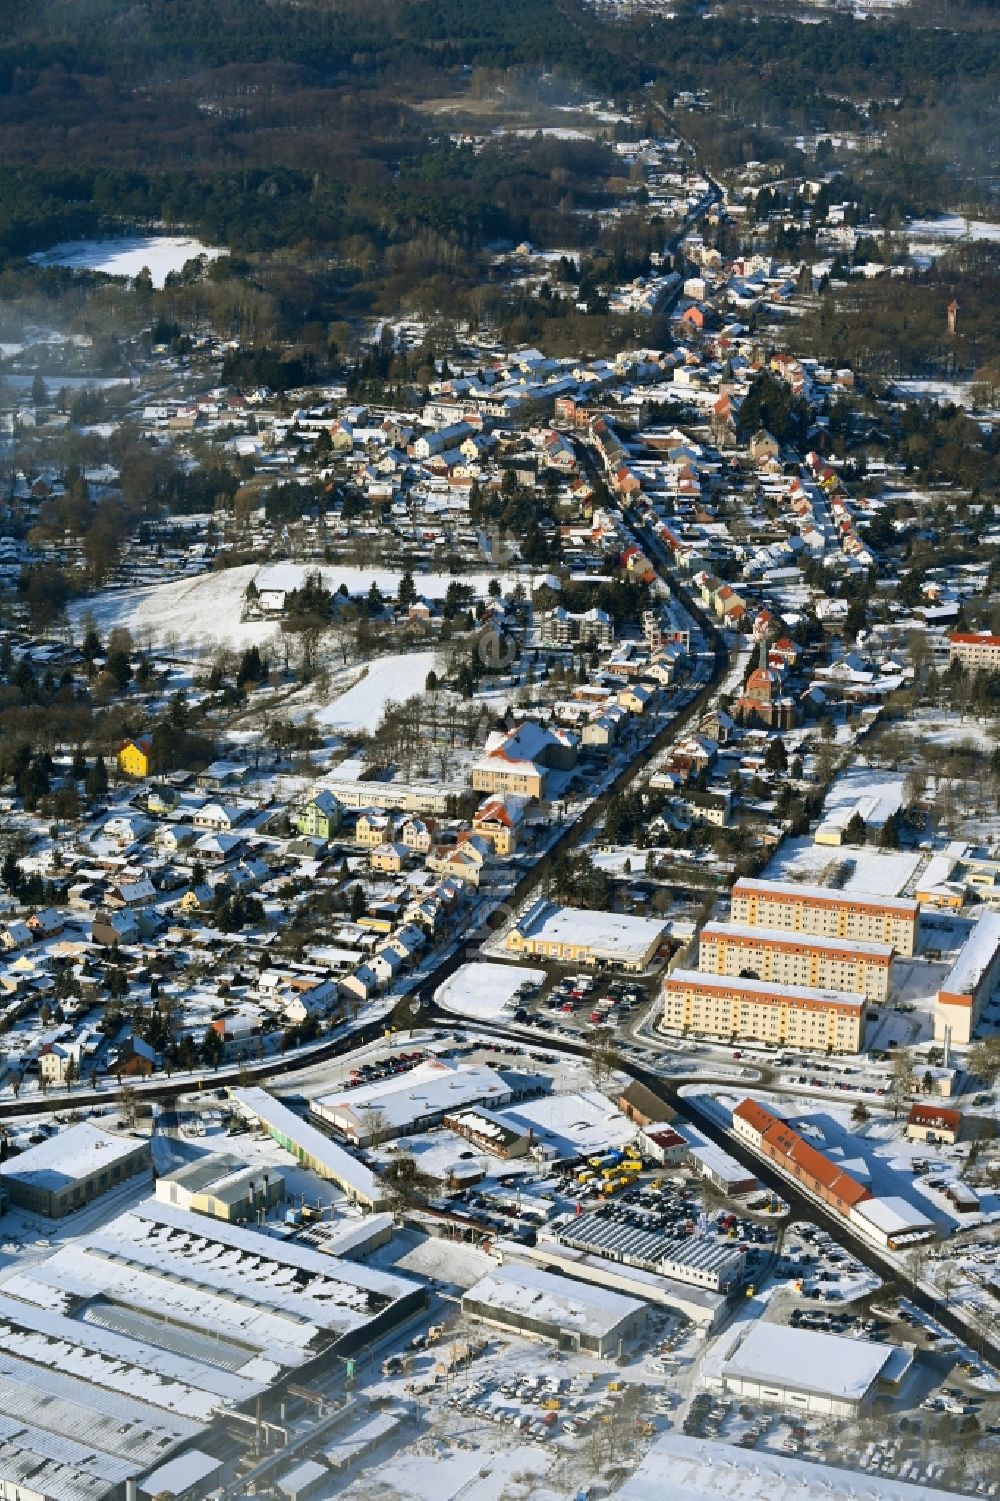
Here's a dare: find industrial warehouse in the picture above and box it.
[556,1210,747,1292]
[231,1086,389,1208]
[0,1198,425,1500]
[312,1059,513,1144]
[733,1099,936,1247]
[0,1122,152,1218]
[461,1261,647,1357]
[707,1322,913,1417]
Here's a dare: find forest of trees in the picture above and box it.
[0,0,995,279]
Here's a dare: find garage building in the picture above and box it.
[506,899,668,971]
[709,1321,911,1417]
[0,1122,151,1218]
[462,1261,646,1357]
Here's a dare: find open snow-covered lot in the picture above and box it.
[313,651,443,731]
[340,1441,554,1501]
[28,235,223,285]
[253,561,518,603]
[69,562,519,655]
[760,836,921,897]
[436,962,546,1023]
[905,214,1000,244]
[68,564,274,652]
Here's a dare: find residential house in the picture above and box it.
[618,684,655,715]
[471,721,578,800]
[26,907,64,941]
[92,907,138,948]
[2,921,34,952]
[472,796,526,856]
[427,835,492,888]
[355,811,396,849]
[194,831,244,864]
[154,824,196,854]
[118,737,152,778]
[400,818,436,855]
[109,1036,157,1078]
[147,785,181,816]
[370,841,408,874]
[193,801,242,833]
[294,790,343,840]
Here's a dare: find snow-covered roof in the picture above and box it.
[721,1321,895,1402]
[940,910,1000,998]
[0,1122,145,1192]
[700,920,893,960]
[0,1412,136,1501]
[232,1087,387,1205]
[514,901,667,963]
[668,969,865,1011]
[733,877,917,918]
[852,1196,935,1237]
[464,1261,643,1339]
[317,1060,511,1136]
[618,1433,965,1501]
[138,1449,223,1498]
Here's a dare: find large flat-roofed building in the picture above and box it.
[0,1198,424,1401]
[497,1239,728,1332]
[0,1420,133,1501]
[698,920,893,1002]
[934,910,1000,1044]
[949,632,1000,673]
[730,878,919,956]
[506,898,667,971]
[155,1153,285,1224]
[461,1261,646,1358]
[313,1061,512,1145]
[0,1375,200,1501]
[662,970,866,1053]
[709,1321,911,1417]
[231,1087,388,1209]
[849,1195,936,1250]
[558,1212,746,1292]
[0,1122,151,1218]
[0,1200,425,1499]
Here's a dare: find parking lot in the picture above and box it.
[508,970,655,1042]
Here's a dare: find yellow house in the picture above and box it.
[118,737,152,778]
[472,796,523,856]
[355,811,395,849]
[370,841,407,873]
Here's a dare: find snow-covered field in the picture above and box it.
[905,215,1000,243]
[68,565,273,652]
[436,961,546,1022]
[314,651,442,731]
[891,379,974,407]
[341,1436,553,1501]
[254,561,518,602]
[761,837,921,897]
[28,235,223,286]
[69,562,520,655]
[907,710,996,752]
